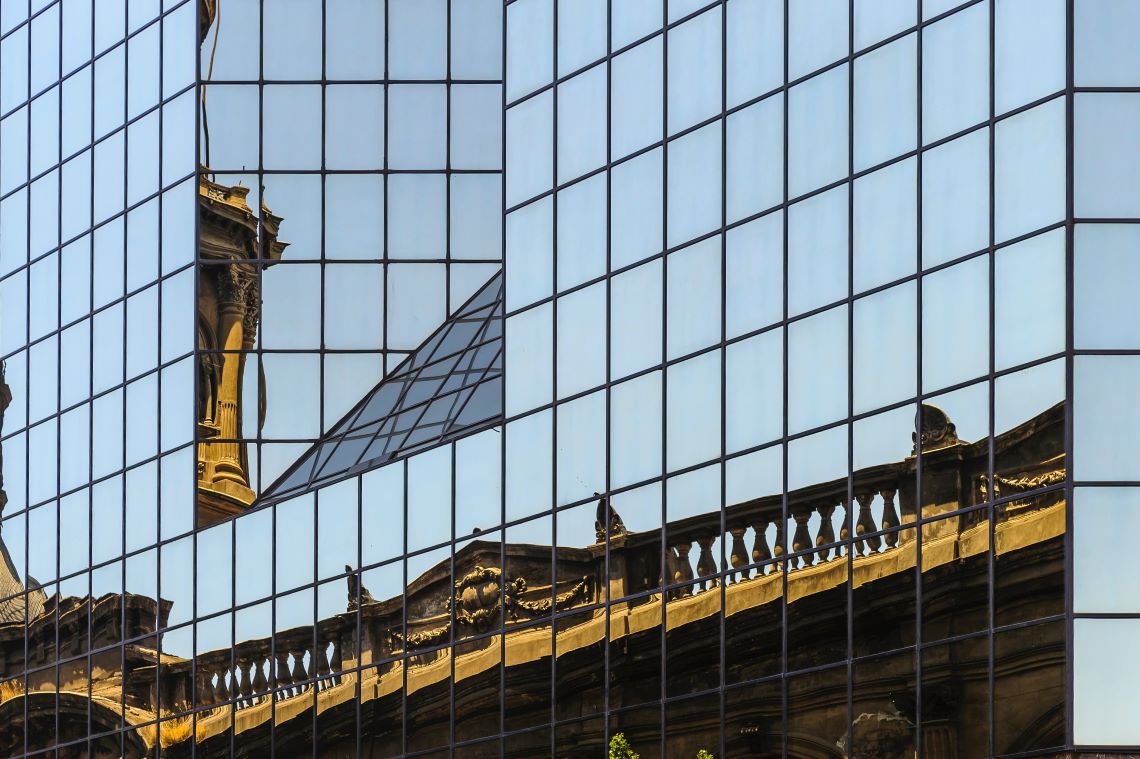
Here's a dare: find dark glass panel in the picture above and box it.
[609,597,662,709]
[273,689,316,756]
[505,728,549,758]
[787,665,847,759]
[921,511,989,644]
[786,511,849,671]
[724,677,782,758]
[921,634,988,759]
[993,621,1065,756]
[454,629,503,743]
[994,497,1064,628]
[725,545,781,684]
[454,737,501,759]
[359,660,404,757]
[849,651,916,759]
[405,640,454,753]
[610,704,663,759]
[665,575,721,696]
[553,715,604,758]
[852,526,916,658]
[503,619,552,733]
[315,677,360,757]
[404,542,451,753]
[666,693,720,757]
[554,608,605,722]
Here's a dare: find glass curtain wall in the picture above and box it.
[499,0,1068,756]
[1,0,1139,756]
[1070,0,1140,749]
[0,0,197,754]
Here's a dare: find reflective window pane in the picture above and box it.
[1075,93,1140,219]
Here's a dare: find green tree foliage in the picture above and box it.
[608,733,639,759]
[608,733,715,758]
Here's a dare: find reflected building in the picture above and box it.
[196,175,285,523]
[0,0,1139,757]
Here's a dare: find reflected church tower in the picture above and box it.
[195,178,286,524]
[194,0,286,525]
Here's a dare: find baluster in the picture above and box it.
[290,648,308,694]
[696,535,718,591]
[729,527,749,583]
[330,635,344,685]
[315,643,332,690]
[855,492,881,556]
[790,509,812,568]
[236,656,254,706]
[673,542,695,596]
[751,517,771,576]
[196,669,216,707]
[244,658,260,706]
[814,502,836,562]
[773,518,786,561]
[215,669,231,703]
[330,633,342,674]
[275,651,291,692]
[252,656,269,701]
[880,488,900,548]
[306,645,319,684]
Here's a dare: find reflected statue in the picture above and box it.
[345,564,377,611]
[594,491,627,543]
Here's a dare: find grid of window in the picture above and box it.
[0,0,197,752]
[196,0,504,498]
[493,0,1071,755]
[1069,0,1140,749]
[266,272,504,501]
[0,0,1139,756]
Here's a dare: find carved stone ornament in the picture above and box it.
[837,709,915,759]
[214,264,254,308]
[594,493,627,543]
[980,468,1066,501]
[386,565,592,650]
[912,404,959,455]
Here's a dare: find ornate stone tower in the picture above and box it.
[196,177,286,525]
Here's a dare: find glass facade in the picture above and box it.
[0,0,1137,756]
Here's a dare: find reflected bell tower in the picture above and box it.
[195,0,287,524]
[195,178,286,524]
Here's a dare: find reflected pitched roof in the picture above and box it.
[261,272,503,502]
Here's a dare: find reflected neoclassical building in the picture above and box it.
[0,356,1067,756]
[2,0,1140,756]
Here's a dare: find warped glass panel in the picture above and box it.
[262,272,503,501]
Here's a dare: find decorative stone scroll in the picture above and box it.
[383,565,592,651]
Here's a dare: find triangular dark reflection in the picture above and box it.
[261,272,503,502]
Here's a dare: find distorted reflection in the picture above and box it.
[0,351,1069,754]
[0,0,1083,754]
[192,0,505,530]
